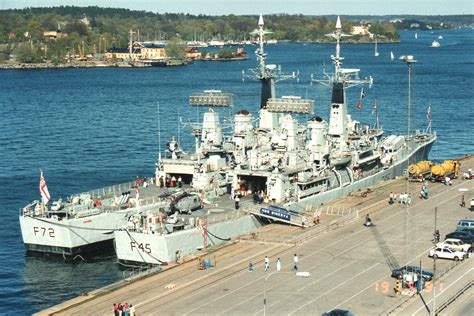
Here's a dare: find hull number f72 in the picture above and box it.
[33,227,55,238]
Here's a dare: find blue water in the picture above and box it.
[0,29,472,314]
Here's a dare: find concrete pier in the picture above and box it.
[37,155,474,315]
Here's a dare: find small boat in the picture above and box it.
[431,40,441,48]
[438,35,443,40]
[390,51,395,61]
[374,37,379,57]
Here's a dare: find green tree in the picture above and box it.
[14,42,43,63]
[217,49,233,59]
[165,37,185,59]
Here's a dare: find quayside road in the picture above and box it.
[39,155,474,315]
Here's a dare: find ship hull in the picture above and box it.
[19,211,131,256]
[114,215,261,265]
[289,135,435,208]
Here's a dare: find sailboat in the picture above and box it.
[374,37,379,57]
[390,51,395,61]
[415,32,418,39]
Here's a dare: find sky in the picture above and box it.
[0,0,472,15]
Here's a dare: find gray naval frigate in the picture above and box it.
[19,15,435,262]
[112,15,436,266]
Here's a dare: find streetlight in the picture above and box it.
[400,54,417,262]
[399,55,417,136]
[263,271,310,316]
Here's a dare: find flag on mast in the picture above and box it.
[372,99,378,115]
[357,87,365,109]
[39,170,50,204]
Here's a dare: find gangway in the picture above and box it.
[242,208,304,228]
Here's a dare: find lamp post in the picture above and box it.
[399,55,417,136]
[263,271,310,316]
[399,55,417,262]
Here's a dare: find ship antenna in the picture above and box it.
[256,13,268,81]
[334,16,342,76]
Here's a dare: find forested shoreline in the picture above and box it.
[0,6,470,64]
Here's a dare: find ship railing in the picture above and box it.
[312,205,359,217]
[63,195,166,219]
[293,207,359,243]
[206,209,247,225]
[69,181,136,201]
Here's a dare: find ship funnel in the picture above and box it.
[258,14,264,27]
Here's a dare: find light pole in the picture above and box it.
[263,271,310,316]
[399,55,417,136]
[400,55,417,262]
[432,207,438,315]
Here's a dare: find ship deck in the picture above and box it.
[37,154,474,316]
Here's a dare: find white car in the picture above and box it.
[436,238,471,253]
[429,247,466,261]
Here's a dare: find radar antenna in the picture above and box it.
[310,16,373,90]
[242,14,298,83]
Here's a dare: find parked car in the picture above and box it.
[436,238,471,253]
[445,230,474,248]
[457,219,474,231]
[429,247,466,261]
[391,265,433,281]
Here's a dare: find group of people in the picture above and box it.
[113,303,135,316]
[252,190,266,204]
[250,254,299,272]
[156,175,183,188]
[388,191,412,205]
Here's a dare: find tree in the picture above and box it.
[165,37,185,59]
[14,42,43,63]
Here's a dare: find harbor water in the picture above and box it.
[0,28,472,314]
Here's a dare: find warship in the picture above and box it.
[19,16,436,262]
[113,15,436,266]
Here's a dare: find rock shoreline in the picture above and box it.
[0,61,141,70]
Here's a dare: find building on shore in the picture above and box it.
[105,41,166,61]
[351,24,370,36]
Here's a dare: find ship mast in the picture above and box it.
[243,14,297,130]
[312,16,373,143]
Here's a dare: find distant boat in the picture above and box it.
[374,37,379,57]
[415,32,418,39]
[438,35,443,39]
[208,39,225,47]
[390,51,395,61]
[431,40,441,48]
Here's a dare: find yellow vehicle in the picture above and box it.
[430,160,460,182]
[408,161,433,181]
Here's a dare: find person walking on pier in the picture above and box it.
[264,256,270,271]
[276,258,281,272]
[234,195,240,210]
[293,254,299,272]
